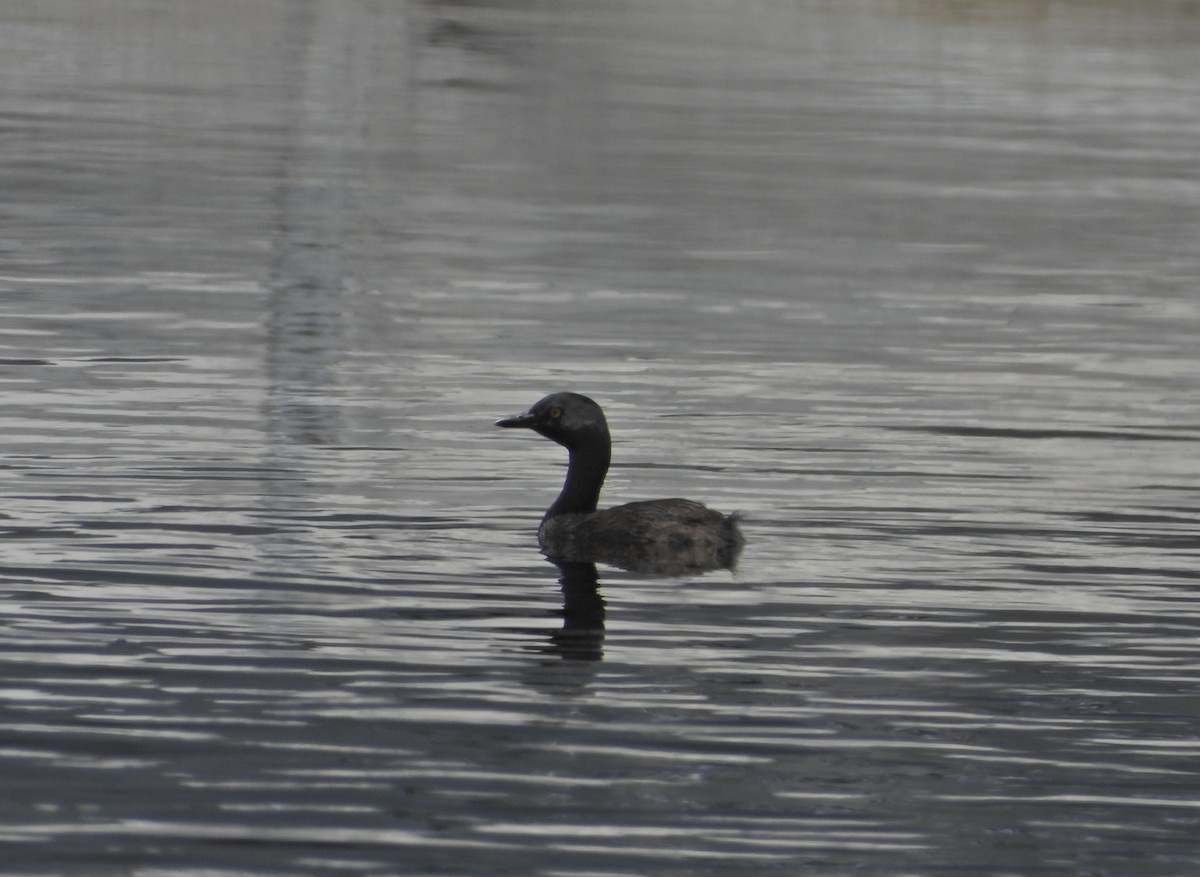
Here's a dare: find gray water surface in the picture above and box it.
[2,1,1199,875]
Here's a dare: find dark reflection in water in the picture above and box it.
[542,559,606,662]
[2,1,1199,875]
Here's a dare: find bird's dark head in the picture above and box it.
[495,392,610,450]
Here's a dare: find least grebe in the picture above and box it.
[496,393,743,573]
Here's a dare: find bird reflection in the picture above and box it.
[523,543,741,697]
[536,537,740,666]
[543,559,606,663]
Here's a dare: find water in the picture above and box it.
[2,1,1199,874]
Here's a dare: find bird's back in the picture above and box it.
[539,498,743,574]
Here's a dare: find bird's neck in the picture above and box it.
[546,437,611,518]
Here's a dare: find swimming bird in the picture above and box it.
[495,392,743,573]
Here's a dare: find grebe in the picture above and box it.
[496,392,743,573]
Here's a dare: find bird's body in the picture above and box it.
[496,392,742,573]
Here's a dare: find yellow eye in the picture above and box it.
[549,407,563,419]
